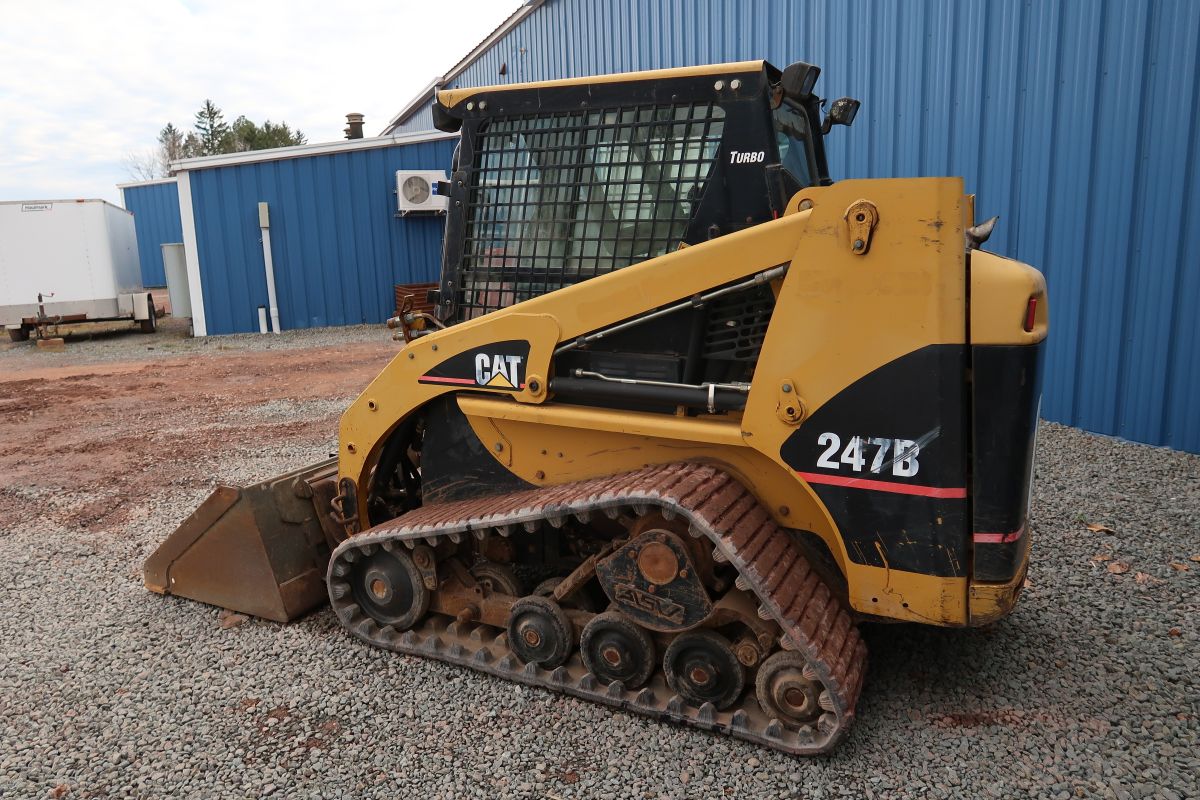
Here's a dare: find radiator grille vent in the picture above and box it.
[703,284,776,363]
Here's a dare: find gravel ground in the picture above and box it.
[1,328,1197,799]
[0,317,392,368]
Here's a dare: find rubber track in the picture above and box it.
[327,462,868,755]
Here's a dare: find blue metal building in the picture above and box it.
[172,133,455,337]
[118,177,182,287]
[381,0,1200,452]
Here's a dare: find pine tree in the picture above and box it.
[193,100,230,156]
[129,102,311,179]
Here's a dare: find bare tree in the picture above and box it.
[123,149,165,181]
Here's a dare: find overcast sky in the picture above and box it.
[0,0,522,204]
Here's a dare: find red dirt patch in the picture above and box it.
[0,339,396,530]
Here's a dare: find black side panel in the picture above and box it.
[420,396,535,504]
[780,345,969,578]
[971,343,1045,581]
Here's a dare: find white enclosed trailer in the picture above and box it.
[0,199,156,341]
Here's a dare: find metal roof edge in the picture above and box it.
[169,130,458,173]
[381,0,547,135]
[379,78,441,137]
[0,198,125,209]
[115,177,178,189]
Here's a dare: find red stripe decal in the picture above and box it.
[418,375,477,385]
[973,525,1026,544]
[797,471,968,499]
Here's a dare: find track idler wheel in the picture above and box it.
[580,611,655,689]
[663,629,745,710]
[350,548,430,630]
[755,650,827,729]
[507,596,573,668]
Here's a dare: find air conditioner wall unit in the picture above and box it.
[396,170,449,216]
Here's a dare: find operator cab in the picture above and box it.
[431,59,859,326]
[425,60,859,408]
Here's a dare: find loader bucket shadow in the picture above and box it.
[144,459,341,623]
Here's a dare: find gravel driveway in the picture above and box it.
[1,325,1196,799]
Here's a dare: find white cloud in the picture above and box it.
[0,0,522,203]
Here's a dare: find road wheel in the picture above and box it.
[663,629,745,710]
[580,611,656,688]
[139,294,157,333]
[755,649,825,729]
[507,595,573,668]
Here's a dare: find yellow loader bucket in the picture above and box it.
[144,459,341,623]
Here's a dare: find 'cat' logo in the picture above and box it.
[475,353,524,389]
[417,339,530,392]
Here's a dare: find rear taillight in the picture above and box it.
[1023,297,1038,332]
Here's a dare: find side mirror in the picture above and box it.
[820,97,861,134]
[431,100,462,133]
[780,61,821,101]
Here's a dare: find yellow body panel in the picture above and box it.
[971,250,1049,345]
[338,177,1039,627]
[969,532,1032,624]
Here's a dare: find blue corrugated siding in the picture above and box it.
[389,0,1200,451]
[122,180,182,286]
[188,139,455,336]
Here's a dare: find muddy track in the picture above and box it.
[328,462,868,756]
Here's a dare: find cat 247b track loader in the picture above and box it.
[145,59,1047,755]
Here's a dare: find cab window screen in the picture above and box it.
[458,103,725,320]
